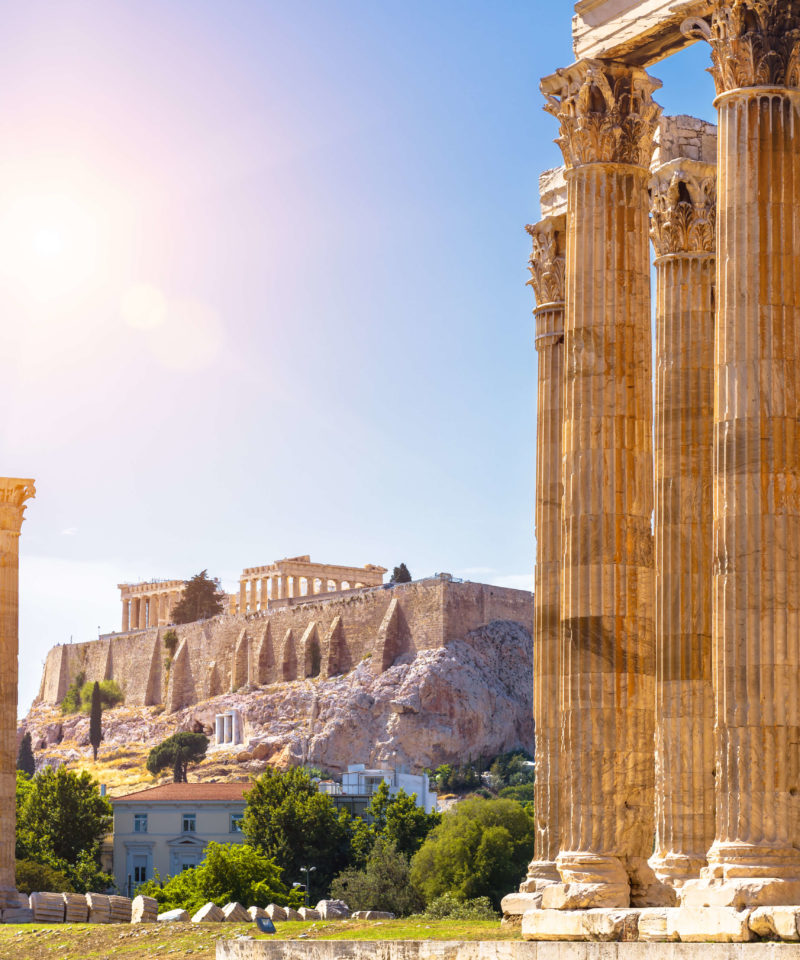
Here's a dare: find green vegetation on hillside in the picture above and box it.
[146,732,209,783]
[60,672,124,715]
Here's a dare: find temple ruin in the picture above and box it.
[511,0,800,939]
[118,555,387,630]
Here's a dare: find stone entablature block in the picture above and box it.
[573,0,713,66]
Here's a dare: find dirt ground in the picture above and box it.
[0,918,517,960]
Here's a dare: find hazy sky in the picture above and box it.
[3,2,717,714]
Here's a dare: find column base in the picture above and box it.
[650,852,707,888]
[0,885,21,909]
[524,859,561,886]
[680,877,800,909]
[628,857,677,908]
[541,882,630,910]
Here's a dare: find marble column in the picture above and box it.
[0,478,35,907]
[649,153,717,889]
[540,59,663,909]
[122,599,130,633]
[138,597,146,631]
[680,0,800,907]
[239,581,246,614]
[261,578,269,610]
[520,214,566,895]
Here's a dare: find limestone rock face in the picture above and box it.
[22,620,533,779]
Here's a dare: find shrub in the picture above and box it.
[420,893,497,920]
[163,630,179,657]
[137,843,294,914]
[16,859,74,894]
[60,671,86,715]
[80,679,124,712]
[330,838,422,917]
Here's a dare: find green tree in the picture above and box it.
[171,570,225,624]
[16,767,113,893]
[146,732,209,783]
[390,563,412,584]
[488,750,535,789]
[60,671,86,715]
[330,838,422,916]
[350,782,440,866]
[409,797,534,909]
[242,767,352,894]
[16,732,35,777]
[89,682,102,761]
[137,842,296,914]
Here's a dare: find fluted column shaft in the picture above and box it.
[523,216,566,888]
[0,478,35,906]
[709,85,800,883]
[541,59,662,909]
[122,599,130,632]
[650,158,717,888]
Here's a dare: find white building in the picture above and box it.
[319,763,437,815]
[111,782,249,895]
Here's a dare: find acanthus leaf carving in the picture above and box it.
[526,217,566,307]
[650,161,717,258]
[696,0,800,93]
[540,59,662,169]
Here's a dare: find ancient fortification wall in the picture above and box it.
[37,578,532,714]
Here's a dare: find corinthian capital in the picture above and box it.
[541,60,662,169]
[695,0,800,93]
[526,216,566,307]
[650,159,716,258]
[0,478,36,535]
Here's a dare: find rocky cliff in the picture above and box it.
[21,619,533,793]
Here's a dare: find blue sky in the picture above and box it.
[1,2,717,713]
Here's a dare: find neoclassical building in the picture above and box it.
[516,0,800,921]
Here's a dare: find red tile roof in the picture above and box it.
[112,782,251,803]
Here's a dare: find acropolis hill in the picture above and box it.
[23,570,534,790]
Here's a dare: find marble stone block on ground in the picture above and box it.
[192,902,224,923]
[265,904,287,921]
[248,906,268,921]
[637,908,679,942]
[681,879,800,910]
[158,908,190,922]
[29,891,65,923]
[298,907,321,921]
[223,902,250,922]
[109,895,132,923]
[63,892,89,923]
[315,899,349,919]
[131,894,158,923]
[502,892,545,917]
[85,893,111,923]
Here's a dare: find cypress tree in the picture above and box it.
[89,682,102,761]
[17,731,35,777]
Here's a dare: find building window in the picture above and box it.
[133,813,148,833]
[230,813,243,833]
[182,813,196,833]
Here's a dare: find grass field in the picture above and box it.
[0,918,519,960]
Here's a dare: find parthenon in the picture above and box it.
[514,0,800,937]
[119,555,387,629]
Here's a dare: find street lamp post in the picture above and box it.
[298,865,316,908]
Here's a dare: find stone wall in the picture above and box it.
[36,578,532,713]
